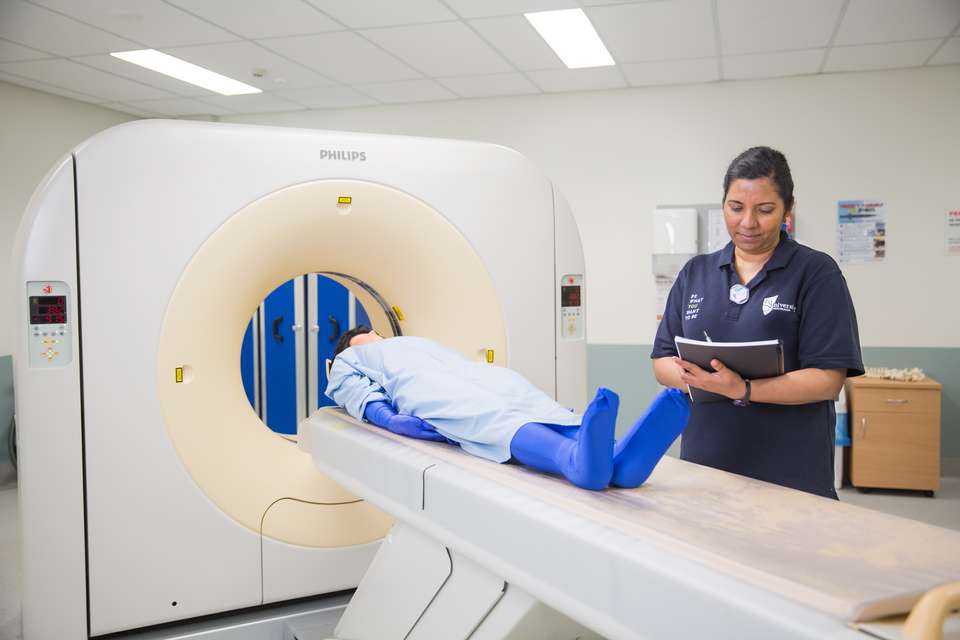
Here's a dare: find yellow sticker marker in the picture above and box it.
[175,367,184,383]
[486,349,495,364]
[337,196,352,205]
[391,305,405,321]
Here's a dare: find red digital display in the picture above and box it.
[561,285,581,308]
[30,295,67,325]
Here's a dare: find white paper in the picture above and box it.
[706,208,727,253]
[947,210,960,256]
[837,200,886,264]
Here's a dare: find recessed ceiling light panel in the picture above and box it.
[525,9,615,70]
[111,49,262,96]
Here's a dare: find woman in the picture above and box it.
[651,146,863,498]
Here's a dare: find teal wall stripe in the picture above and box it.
[587,345,661,438]
[2,347,956,468]
[0,355,12,464]
[587,344,960,463]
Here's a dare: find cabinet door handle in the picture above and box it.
[885,398,909,404]
[860,416,867,439]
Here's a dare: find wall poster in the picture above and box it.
[837,200,886,263]
[947,210,960,256]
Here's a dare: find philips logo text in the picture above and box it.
[319,150,367,161]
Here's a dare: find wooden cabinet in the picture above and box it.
[846,376,941,493]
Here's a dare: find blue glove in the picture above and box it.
[363,401,451,443]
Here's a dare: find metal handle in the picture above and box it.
[271,316,284,344]
[309,324,320,334]
[860,416,867,439]
[886,398,909,404]
[291,324,303,332]
[328,315,341,344]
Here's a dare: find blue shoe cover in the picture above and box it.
[510,388,618,491]
[611,388,690,488]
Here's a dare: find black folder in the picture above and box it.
[674,336,784,403]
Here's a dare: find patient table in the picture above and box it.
[300,408,960,640]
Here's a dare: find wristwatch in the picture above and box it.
[733,379,751,407]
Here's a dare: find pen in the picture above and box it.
[703,330,712,342]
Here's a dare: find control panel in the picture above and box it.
[560,274,584,341]
[27,281,73,368]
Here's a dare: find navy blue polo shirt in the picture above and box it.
[652,231,864,498]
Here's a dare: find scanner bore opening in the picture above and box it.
[240,272,400,437]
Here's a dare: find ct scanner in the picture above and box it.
[13,121,960,640]
[12,120,586,638]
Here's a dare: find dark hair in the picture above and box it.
[723,146,794,213]
[333,325,372,359]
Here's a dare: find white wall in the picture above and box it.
[222,66,960,348]
[0,81,133,356]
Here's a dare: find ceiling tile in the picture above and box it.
[165,0,342,39]
[526,66,626,92]
[29,0,239,48]
[718,0,845,56]
[0,38,54,62]
[163,41,334,91]
[122,97,234,116]
[0,58,175,101]
[0,0,140,56]
[587,0,717,63]
[200,93,306,113]
[438,72,540,97]
[0,69,103,103]
[622,57,719,86]
[930,38,960,65]
[275,85,380,109]
[443,0,578,19]
[723,49,824,79]
[305,0,454,28]
[101,102,163,117]
[72,53,214,96]
[824,40,941,73]
[469,15,563,71]
[258,32,421,84]
[361,22,513,77]
[834,0,960,46]
[355,78,456,104]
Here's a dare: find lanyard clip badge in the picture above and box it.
[729,283,749,305]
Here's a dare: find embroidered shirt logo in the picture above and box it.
[762,295,796,316]
[685,293,703,320]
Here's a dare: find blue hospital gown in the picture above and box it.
[325,336,582,463]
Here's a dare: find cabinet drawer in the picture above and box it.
[851,412,940,490]
[850,388,939,415]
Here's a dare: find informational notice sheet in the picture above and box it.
[948,210,960,256]
[837,200,886,263]
[706,208,727,253]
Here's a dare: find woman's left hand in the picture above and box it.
[673,356,747,400]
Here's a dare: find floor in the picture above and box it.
[838,476,960,530]
[1,472,958,640]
